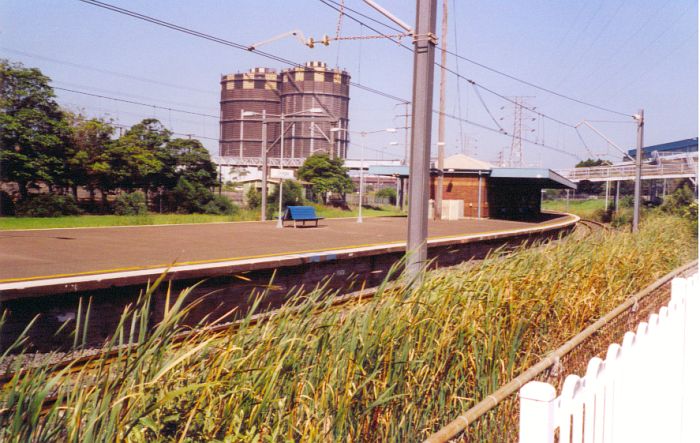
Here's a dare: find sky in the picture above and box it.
[1,0,697,169]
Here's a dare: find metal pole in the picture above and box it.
[261,109,268,222]
[310,121,315,155]
[291,123,296,159]
[239,109,244,158]
[277,115,285,228]
[435,0,448,221]
[477,173,483,218]
[615,180,620,212]
[395,176,400,208]
[605,180,609,210]
[633,109,644,232]
[358,135,365,223]
[407,0,438,278]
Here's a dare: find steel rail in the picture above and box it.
[424,258,698,443]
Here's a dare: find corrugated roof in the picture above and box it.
[627,137,698,157]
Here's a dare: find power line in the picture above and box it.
[0,46,217,96]
[435,109,581,160]
[54,86,220,119]
[77,0,409,104]
[318,0,624,131]
[320,0,632,118]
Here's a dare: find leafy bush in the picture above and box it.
[15,194,80,217]
[171,177,212,214]
[113,191,148,216]
[203,195,238,215]
[619,195,634,208]
[268,180,304,209]
[246,186,262,209]
[375,187,397,205]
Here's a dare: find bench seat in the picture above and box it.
[283,206,324,228]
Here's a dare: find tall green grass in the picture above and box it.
[0,214,696,441]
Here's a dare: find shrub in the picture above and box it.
[15,194,80,217]
[246,186,262,209]
[172,177,212,213]
[203,195,238,215]
[113,191,148,216]
[268,180,304,208]
[375,187,397,205]
[619,195,634,208]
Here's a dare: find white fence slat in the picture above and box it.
[518,273,699,443]
[519,381,557,443]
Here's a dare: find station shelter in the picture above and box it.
[368,154,577,221]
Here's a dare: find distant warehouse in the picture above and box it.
[219,61,350,167]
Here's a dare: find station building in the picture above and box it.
[369,154,576,221]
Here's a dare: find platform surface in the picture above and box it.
[0,215,571,284]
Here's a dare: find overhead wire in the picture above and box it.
[319,0,588,159]
[54,86,220,119]
[0,47,217,96]
[77,0,409,104]
[320,0,633,118]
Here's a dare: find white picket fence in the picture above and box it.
[519,273,699,443]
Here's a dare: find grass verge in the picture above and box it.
[0,204,404,230]
[0,213,696,441]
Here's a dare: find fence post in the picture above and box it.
[519,381,556,443]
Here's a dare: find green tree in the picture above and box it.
[65,112,115,204]
[0,59,70,199]
[269,179,304,209]
[165,138,218,189]
[297,153,353,203]
[108,118,170,193]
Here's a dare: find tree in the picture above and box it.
[269,179,304,209]
[575,158,612,195]
[108,118,170,193]
[165,138,218,189]
[297,153,353,203]
[65,112,115,204]
[0,59,70,199]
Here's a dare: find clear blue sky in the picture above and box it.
[1,0,697,168]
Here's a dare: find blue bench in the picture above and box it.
[283,206,324,228]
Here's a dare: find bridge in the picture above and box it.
[557,152,698,184]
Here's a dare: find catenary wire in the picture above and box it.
[54,86,220,119]
[0,47,217,96]
[77,0,408,104]
[320,0,633,118]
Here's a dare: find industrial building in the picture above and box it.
[626,137,698,160]
[369,154,577,220]
[219,61,350,167]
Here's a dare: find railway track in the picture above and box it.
[576,218,608,235]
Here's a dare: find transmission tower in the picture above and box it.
[505,96,535,167]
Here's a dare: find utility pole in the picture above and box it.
[435,0,448,221]
[407,0,438,278]
[260,109,268,221]
[633,108,644,232]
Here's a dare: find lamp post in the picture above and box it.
[331,127,396,223]
[242,107,328,224]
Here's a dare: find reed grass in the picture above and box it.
[0,213,696,442]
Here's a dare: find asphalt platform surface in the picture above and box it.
[0,215,567,283]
